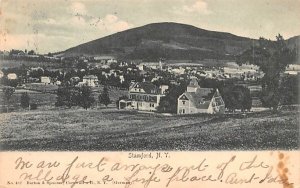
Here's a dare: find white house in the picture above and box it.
[55,80,62,85]
[119,62,128,67]
[177,79,225,114]
[83,75,99,87]
[7,73,17,80]
[107,59,117,64]
[171,67,185,75]
[285,64,300,75]
[41,76,51,84]
[119,82,168,112]
[101,65,110,69]
[138,64,144,71]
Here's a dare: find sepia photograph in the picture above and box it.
[0,0,299,152]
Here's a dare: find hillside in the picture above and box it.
[61,22,254,61]
[287,36,300,64]
[61,22,299,62]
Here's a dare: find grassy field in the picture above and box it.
[0,84,127,112]
[0,90,57,110]
[0,107,299,151]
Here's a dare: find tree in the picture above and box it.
[99,86,111,108]
[232,85,252,112]
[242,87,252,111]
[237,35,296,111]
[79,85,95,110]
[280,74,299,105]
[29,68,44,78]
[20,92,30,109]
[55,85,73,107]
[28,50,35,55]
[9,49,23,56]
[157,83,187,113]
[76,61,88,70]
[2,86,15,112]
[221,85,252,112]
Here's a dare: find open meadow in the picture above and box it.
[0,84,127,112]
[0,107,299,151]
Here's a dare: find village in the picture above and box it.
[1,49,300,115]
[0,52,255,112]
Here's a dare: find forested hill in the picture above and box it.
[60,22,299,62]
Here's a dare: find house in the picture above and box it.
[30,67,44,72]
[41,76,51,84]
[82,75,98,87]
[119,82,168,111]
[55,81,62,85]
[141,61,163,70]
[7,73,17,80]
[177,79,225,114]
[93,56,115,63]
[107,59,117,64]
[119,62,128,67]
[171,67,185,75]
[101,65,110,69]
[138,64,144,71]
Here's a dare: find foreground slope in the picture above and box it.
[0,108,298,151]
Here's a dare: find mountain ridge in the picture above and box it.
[60,22,299,61]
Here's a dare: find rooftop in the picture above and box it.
[130,82,160,94]
[181,88,215,109]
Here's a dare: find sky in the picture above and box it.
[0,0,299,54]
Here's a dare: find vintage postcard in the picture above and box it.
[0,0,299,187]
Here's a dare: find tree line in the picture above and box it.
[55,84,111,109]
[1,86,37,112]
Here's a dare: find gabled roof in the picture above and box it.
[180,88,215,109]
[130,82,159,94]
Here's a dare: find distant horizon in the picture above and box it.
[1,0,299,53]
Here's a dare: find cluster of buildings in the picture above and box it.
[119,78,225,115]
[39,75,99,87]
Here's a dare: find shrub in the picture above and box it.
[99,86,111,108]
[30,103,38,110]
[20,92,30,108]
